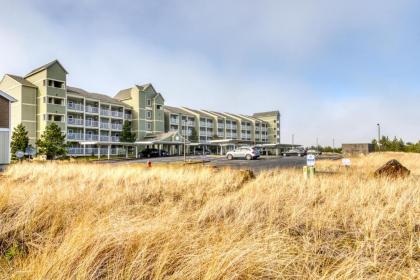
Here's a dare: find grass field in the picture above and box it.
[0,153,419,279]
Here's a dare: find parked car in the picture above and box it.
[226,147,260,160]
[282,149,307,157]
[139,148,168,158]
[306,149,322,155]
[193,147,211,155]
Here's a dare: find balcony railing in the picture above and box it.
[67,133,84,140]
[85,134,99,141]
[85,120,99,128]
[85,106,99,114]
[67,103,84,112]
[68,147,84,155]
[111,136,120,142]
[170,119,179,125]
[124,114,132,120]
[111,111,123,118]
[100,122,110,129]
[67,118,84,126]
[100,135,110,142]
[111,123,123,130]
[100,109,111,116]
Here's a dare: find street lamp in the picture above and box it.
[377,123,381,150]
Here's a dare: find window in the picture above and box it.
[146,99,152,107]
[156,105,162,110]
[47,114,63,122]
[146,122,152,131]
[47,97,63,105]
[146,111,152,119]
[45,79,64,89]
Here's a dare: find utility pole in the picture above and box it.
[333,138,335,149]
[316,137,319,148]
[377,123,381,151]
[292,134,295,146]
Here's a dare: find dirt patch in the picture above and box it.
[374,159,410,179]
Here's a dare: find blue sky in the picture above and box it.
[1,0,419,146]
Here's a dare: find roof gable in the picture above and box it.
[0,90,17,102]
[24,59,68,78]
[5,74,37,88]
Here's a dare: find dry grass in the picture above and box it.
[0,153,419,279]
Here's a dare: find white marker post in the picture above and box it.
[304,154,316,179]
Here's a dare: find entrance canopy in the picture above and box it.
[135,131,190,145]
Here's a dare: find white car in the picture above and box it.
[226,147,260,160]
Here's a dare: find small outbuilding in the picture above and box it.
[0,90,17,166]
[342,143,374,155]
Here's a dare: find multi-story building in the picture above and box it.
[0,60,283,157]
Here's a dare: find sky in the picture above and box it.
[0,0,419,146]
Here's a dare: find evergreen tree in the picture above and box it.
[189,127,198,142]
[36,123,67,159]
[120,121,136,142]
[10,124,29,160]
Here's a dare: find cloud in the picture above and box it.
[0,0,419,146]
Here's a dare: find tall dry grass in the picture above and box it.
[0,152,419,279]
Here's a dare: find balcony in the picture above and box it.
[85,120,99,128]
[111,136,120,142]
[85,134,99,141]
[100,122,110,129]
[218,123,225,129]
[85,106,99,114]
[67,118,84,126]
[124,113,132,120]
[187,121,195,126]
[100,109,111,116]
[111,111,123,118]
[111,123,123,130]
[67,103,84,112]
[170,119,179,125]
[100,135,110,142]
[67,133,84,140]
[68,147,84,155]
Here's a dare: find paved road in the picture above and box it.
[115,156,307,172]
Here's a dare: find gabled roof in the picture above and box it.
[0,90,17,102]
[240,114,263,122]
[67,86,131,108]
[253,111,280,118]
[202,110,225,119]
[164,106,195,116]
[114,88,132,101]
[182,107,214,118]
[24,59,68,78]
[136,83,153,91]
[5,74,37,88]
[154,92,165,102]
[137,131,189,144]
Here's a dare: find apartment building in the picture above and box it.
[0,60,283,157]
[0,91,17,165]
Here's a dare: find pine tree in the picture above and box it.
[120,121,136,142]
[36,123,67,160]
[10,124,29,160]
[189,127,198,142]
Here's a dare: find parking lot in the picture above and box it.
[117,155,308,172]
